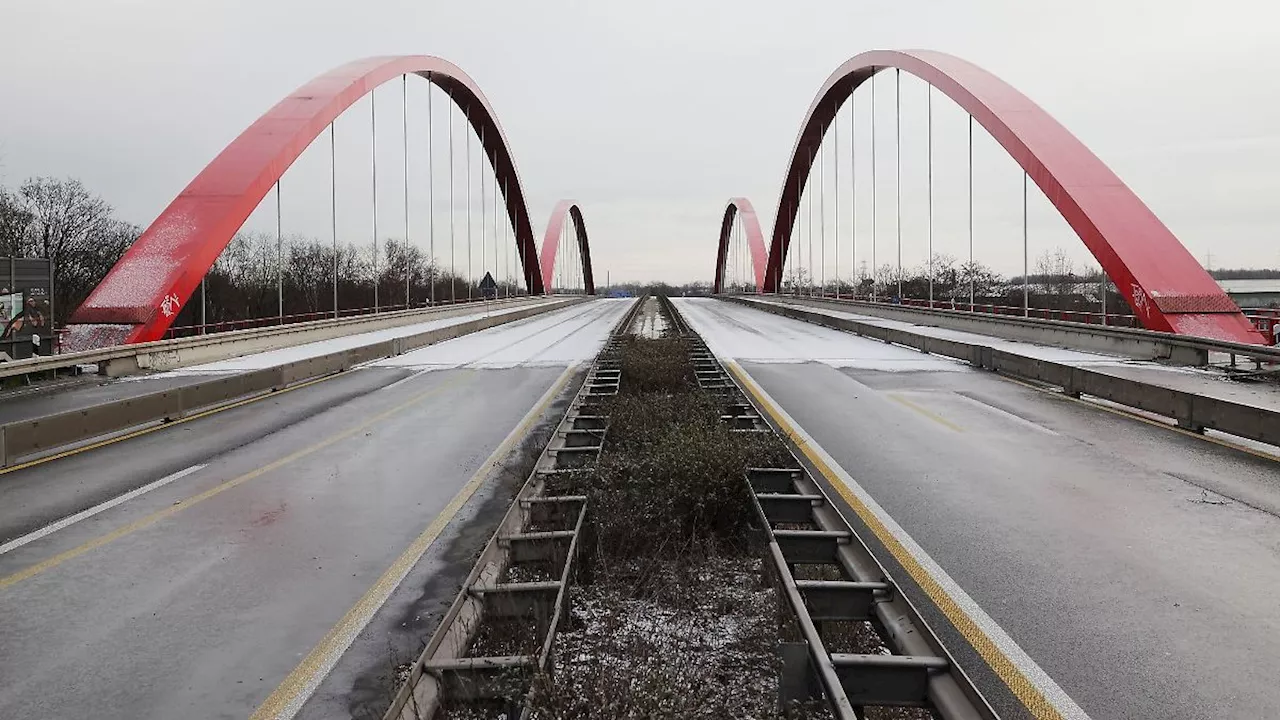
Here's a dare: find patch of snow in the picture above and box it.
[671,297,967,372]
[375,298,634,371]
[146,300,560,377]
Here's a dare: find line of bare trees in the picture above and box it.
[199,231,526,329]
[769,248,1133,314]
[0,177,140,326]
[0,177,527,331]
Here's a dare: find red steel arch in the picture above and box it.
[761,49,1264,344]
[68,55,546,349]
[713,197,768,293]
[539,200,596,294]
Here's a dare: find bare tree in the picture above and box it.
[1035,247,1077,306]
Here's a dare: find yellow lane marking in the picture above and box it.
[250,363,580,720]
[0,371,469,591]
[0,372,341,477]
[888,393,965,432]
[727,361,1075,720]
[996,374,1279,463]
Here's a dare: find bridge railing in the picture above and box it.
[724,289,1280,350]
[159,293,531,340]
[0,295,555,382]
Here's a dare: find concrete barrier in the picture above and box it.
[0,298,587,467]
[728,296,1280,449]
[758,295,1280,367]
[0,296,553,382]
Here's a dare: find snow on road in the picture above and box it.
[147,299,560,377]
[673,297,965,371]
[751,297,1136,366]
[374,298,634,370]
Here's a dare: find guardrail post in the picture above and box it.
[0,426,8,468]
[1173,392,1205,434]
[1063,368,1083,398]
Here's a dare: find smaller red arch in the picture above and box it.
[713,198,769,293]
[539,201,596,294]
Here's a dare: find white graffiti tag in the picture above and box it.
[1130,283,1150,318]
[160,292,181,318]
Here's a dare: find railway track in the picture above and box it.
[386,294,995,719]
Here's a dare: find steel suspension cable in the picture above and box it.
[851,88,856,297]
[871,69,877,301]
[402,74,410,309]
[466,109,472,301]
[895,68,902,301]
[968,114,973,310]
[1023,171,1029,317]
[820,128,826,296]
[448,98,456,302]
[927,83,933,307]
[372,88,379,312]
[330,122,338,318]
[807,149,813,296]
[427,73,436,306]
[276,179,282,323]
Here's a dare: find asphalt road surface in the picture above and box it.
[676,297,1280,720]
[0,298,632,720]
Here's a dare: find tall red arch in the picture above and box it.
[539,200,596,294]
[760,49,1264,344]
[713,197,768,293]
[67,55,546,349]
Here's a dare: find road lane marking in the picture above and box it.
[888,392,965,432]
[953,393,1060,436]
[0,464,206,556]
[727,360,1091,720]
[0,372,341,477]
[378,369,434,392]
[249,362,580,720]
[0,372,469,591]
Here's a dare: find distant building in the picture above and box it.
[1217,279,1280,309]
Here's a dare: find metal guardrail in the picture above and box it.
[729,296,1280,448]
[0,298,585,468]
[742,293,1280,367]
[0,296,550,382]
[159,293,551,339]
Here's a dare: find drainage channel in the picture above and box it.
[660,294,997,720]
[383,296,642,720]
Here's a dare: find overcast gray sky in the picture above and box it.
[2,0,1278,284]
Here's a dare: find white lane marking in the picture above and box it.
[0,464,207,556]
[953,393,1061,436]
[378,369,434,392]
[732,362,1091,720]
